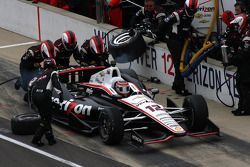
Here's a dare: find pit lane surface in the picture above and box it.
[1,28,250,167]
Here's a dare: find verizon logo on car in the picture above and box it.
[52,97,92,116]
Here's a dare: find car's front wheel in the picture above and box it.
[98,109,124,145]
[182,95,208,132]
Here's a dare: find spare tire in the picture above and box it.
[109,30,147,63]
[11,113,41,135]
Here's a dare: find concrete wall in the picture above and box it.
[0,0,238,107]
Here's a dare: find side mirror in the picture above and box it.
[151,88,159,95]
[148,88,159,99]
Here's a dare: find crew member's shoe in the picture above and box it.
[232,109,250,116]
[23,93,28,102]
[175,89,192,96]
[14,78,21,90]
[32,139,44,147]
[48,139,57,145]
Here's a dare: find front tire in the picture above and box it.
[98,109,124,145]
[182,95,208,132]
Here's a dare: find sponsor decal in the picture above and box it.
[52,98,92,116]
[199,20,210,23]
[197,6,215,12]
[195,13,203,19]
[131,133,143,145]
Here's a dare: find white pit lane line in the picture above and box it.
[0,41,38,49]
[0,134,83,167]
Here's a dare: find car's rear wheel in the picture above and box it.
[182,95,208,132]
[11,113,41,135]
[98,109,124,145]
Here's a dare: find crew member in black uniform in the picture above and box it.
[54,30,83,83]
[54,30,82,68]
[156,0,199,95]
[15,40,55,100]
[31,58,63,146]
[80,35,110,67]
[130,0,166,33]
[225,21,250,116]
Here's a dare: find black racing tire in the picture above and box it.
[182,95,208,132]
[98,109,124,145]
[108,30,146,63]
[11,113,41,135]
[120,69,139,80]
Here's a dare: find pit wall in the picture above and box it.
[0,0,237,107]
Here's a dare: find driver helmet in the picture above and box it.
[62,30,77,51]
[89,36,105,56]
[40,40,55,59]
[222,10,235,27]
[43,58,57,69]
[114,80,131,97]
[184,0,199,17]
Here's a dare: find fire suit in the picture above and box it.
[230,34,250,115]
[31,69,63,145]
[157,8,194,94]
[19,45,44,91]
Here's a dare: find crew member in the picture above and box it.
[229,31,250,116]
[15,40,55,100]
[31,58,63,146]
[156,0,199,95]
[54,30,82,83]
[80,35,110,67]
[130,0,165,32]
[54,30,82,68]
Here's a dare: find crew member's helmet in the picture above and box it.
[62,30,77,51]
[43,58,57,69]
[114,80,131,97]
[89,36,105,56]
[40,40,55,59]
[222,10,235,26]
[184,0,199,17]
[230,14,247,34]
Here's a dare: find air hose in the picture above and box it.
[216,66,236,107]
[179,0,219,77]
[0,77,19,86]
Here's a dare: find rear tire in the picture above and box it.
[182,95,208,132]
[11,113,41,135]
[98,109,124,145]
